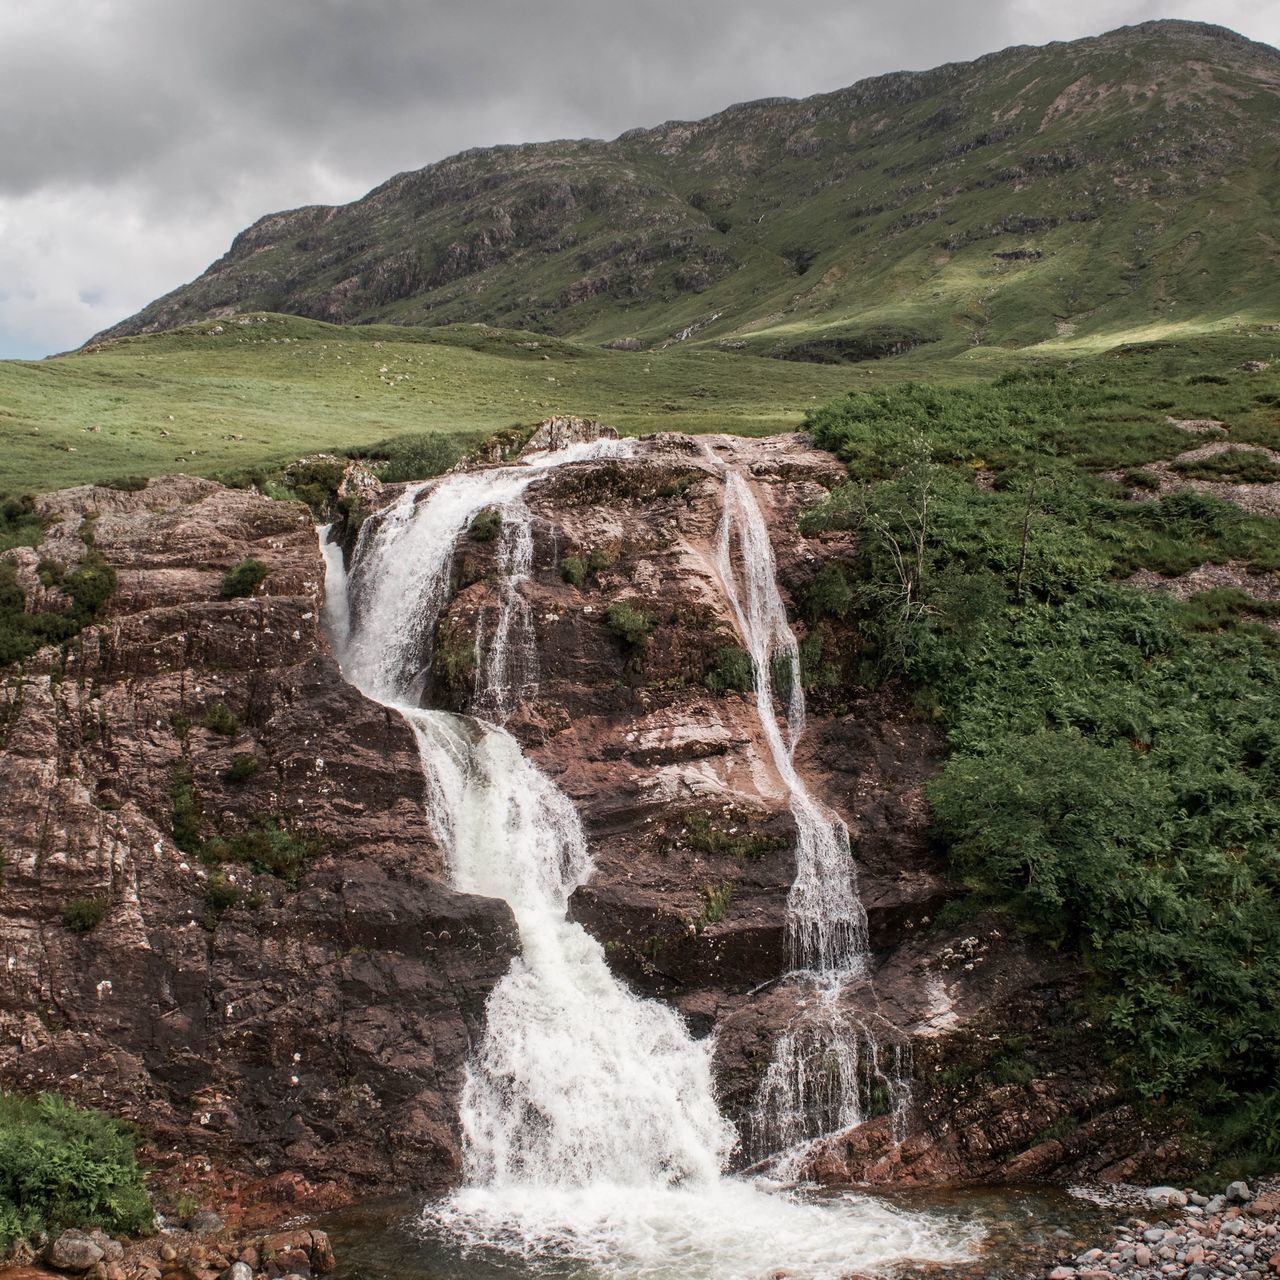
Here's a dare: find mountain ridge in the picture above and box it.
[92,19,1280,356]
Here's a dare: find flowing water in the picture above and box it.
[706,445,912,1167]
[324,439,976,1279]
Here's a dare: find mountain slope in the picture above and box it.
[94,21,1280,356]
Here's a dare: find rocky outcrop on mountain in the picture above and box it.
[89,22,1280,357]
[0,477,517,1194]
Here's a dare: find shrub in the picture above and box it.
[219,558,268,599]
[170,765,203,854]
[802,371,1280,1156]
[561,547,616,589]
[223,753,261,783]
[201,700,239,735]
[561,554,588,588]
[704,645,754,694]
[0,551,117,669]
[680,809,785,860]
[433,623,476,691]
[281,459,345,516]
[61,896,108,933]
[0,1091,153,1248]
[604,599,654,653]
[210,822,321,883]
[204,871,239,913]
[0,493,42,554]
[361,431,475,483]
[36,558,66,587]
[468,507,502,542]
[696,882,733,931]
[805,562,855,621]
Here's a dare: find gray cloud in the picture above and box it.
[1,0,1276,357]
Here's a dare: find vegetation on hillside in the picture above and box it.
[93,24,1280,367]
[0,1091,152,1248]
[802,365,1280,1164]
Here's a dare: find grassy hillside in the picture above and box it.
[94,21,1280,358]
[0,314,874,492]
[4,312,1279,495]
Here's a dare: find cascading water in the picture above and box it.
[707,447,913,1168]
[324,438,973,1278]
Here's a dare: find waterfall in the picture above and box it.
[323,439,972,1278]
[708,449,912,1168]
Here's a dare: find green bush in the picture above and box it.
[433,623,476,691]
[204,871,239,913]
[704,645,755,694]
[604,599,654,652]
[680,809,784,860]
[361,431,472,483]
[219,558,268,599]
[804,562,855,621]
[223,753,261,783]
[468,507,502,542]
[0,493,42,554]
[696,882,733,931]
[61,896,108,933]
[209,822,320,883]
[0,1091,153,1249]
[560,554,588,588]
[281,459,345,516]
[201,700,239,735]
[0,551,117,669]
[170,765,203,855]
[803,373,1280,1157]
[561,547,616,589]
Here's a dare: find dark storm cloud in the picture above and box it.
[1,0,1276,357]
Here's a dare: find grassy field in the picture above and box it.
[3,311,1279,495]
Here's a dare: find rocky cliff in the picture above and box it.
[0,478,517,1198]
[0,434,1176,1209]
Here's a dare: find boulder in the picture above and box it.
[49,1230,105,1272]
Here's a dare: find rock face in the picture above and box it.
[0,477,517,1192]
[0,439,1162,1199]
[384,429,1158,1183]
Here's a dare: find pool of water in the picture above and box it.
[319,1180,1137,1280]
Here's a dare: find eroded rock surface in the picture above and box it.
[1,436,1162,1202]
[0,477,517,1193]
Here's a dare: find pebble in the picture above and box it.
[1043,1177,1280,1280]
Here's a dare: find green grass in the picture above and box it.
[5,314,1277,499]
[0,1091,153,1248]
[0,314,880,493]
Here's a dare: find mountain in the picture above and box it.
[94,21,1280,358]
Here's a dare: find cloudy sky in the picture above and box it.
[1,0,1276,360]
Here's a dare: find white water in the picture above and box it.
[344,439,633,708]
[713,466,867,975]
[707,447,911,1167]
[325,440,973,1278]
